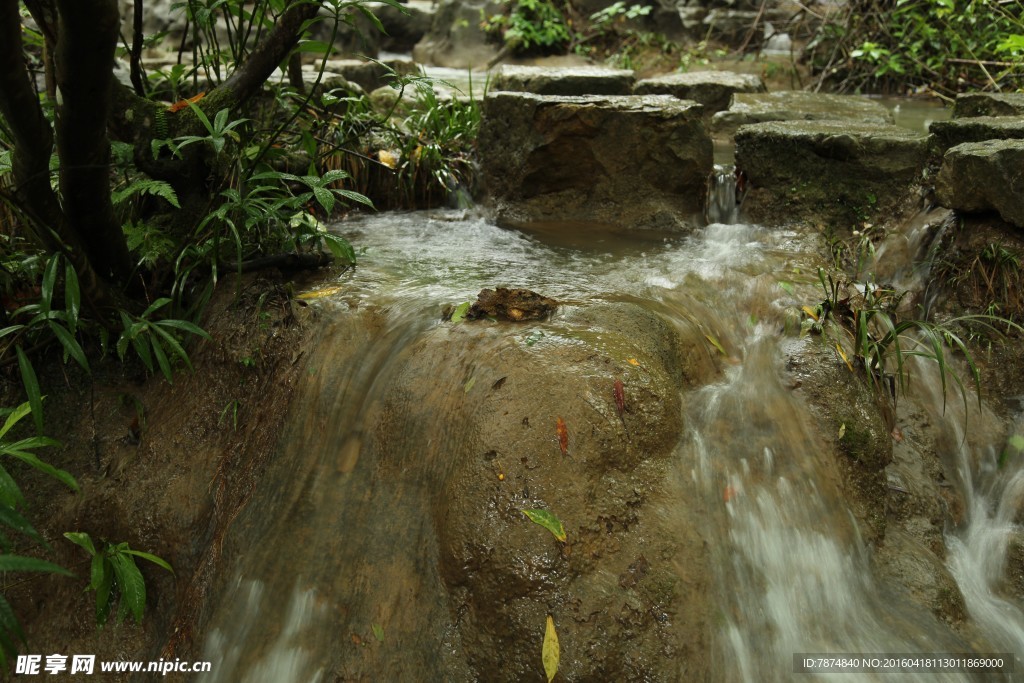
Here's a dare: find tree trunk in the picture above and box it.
[54,0,134,287]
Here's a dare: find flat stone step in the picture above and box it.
[929,116,1024,156]
[633,70,766,115]
[735,120,927,227]
[479,92,711,232]
[712,91,894,136]
[952,93,1024,119]
[489,65,635,96]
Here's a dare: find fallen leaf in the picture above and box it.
[801,305,820,321]
[704,333,726,356]
[371,623,384,642]
[555,417,568,456]
[542,615,559,683]
[296,285,345,300]
[523,509,567,542]
[627,358,640,366]
[378,149,400,169]
[492,376,507,390]
[450,301,470,323]
[838,423,846,440]
[835,343,854,372]
[613,379,626,418]
[464,376,476,394]
[167,91,206,113]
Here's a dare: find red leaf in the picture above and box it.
[556,417,568,456]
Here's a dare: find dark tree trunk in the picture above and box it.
[54,0,134,287]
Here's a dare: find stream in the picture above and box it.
[195,188,1023,680]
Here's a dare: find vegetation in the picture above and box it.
[807,0,1024,96]
[0,0,484,666]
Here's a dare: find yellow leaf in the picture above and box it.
[296,285,345,300]
[542,615,559,682]
[835,343,853,372]
[801,305,819,321]
[627,358,639,366]
[378,149,400,169]
[838,423,846,439]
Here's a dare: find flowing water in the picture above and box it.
[196,196,1023,680]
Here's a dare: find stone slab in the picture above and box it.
[634,70,766,114]
[712,91,894,136]
[489,65,636,96]
[935,139,1024,228]
[479,92,712,232]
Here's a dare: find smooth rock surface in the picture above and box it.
[490,65,635,96]
[479,92,712,232]
[713,91,894,135]
[735,120,927,227]
[935,139,1024,228]
[634,70,766,114]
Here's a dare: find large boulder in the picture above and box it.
[634,70,766,115]
[712,91,894,136]
[479,92,713,232]
[935,139,1024,229]
[735,120,927,228]
[490,65,635,96]
[928,116,1024,156]
[952,93,1024,119]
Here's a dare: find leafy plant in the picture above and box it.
[483,0,572,52]
[117,298,211,383]
[808,268,1023,411]
[63,532,172,625]
[0,402,77,668]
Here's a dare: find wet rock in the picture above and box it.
[466,287,558,321]
[935,139,1024,229]
[952,92,1024,119]
[431,302,711,681]
[634,70,766,115]
[928,116,1024,156]
[479,92,712,232]
[712,91,894,136]
[735,120,927,228]
[874,528,967,625]
[413,0,502,68]
[491,64,635,96]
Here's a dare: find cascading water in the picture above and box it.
[194,194,1024,680]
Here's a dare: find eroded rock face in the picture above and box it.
[712,91,894,136]
[935,139,1024,229]
[735,120,927,228]
[431,302,713,681]
[634,70,766,115]
[479,92,712,232]
[491,64,635,96]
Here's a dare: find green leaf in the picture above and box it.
[371,623,384,642]
[0,554,73,576]
[450,301,470,323]
[48,321,89,371]
[0,504,42,546]
[150,336,173,382]
[522,509,567,542]
[0,402,31,441]
[312,185,335,214]
[2,440,77,491]
[110,552,146,623]
[90,552,105,592]
[40,254,59,313]
[95,557,113,625]
[15,347,43,434]
[64,531,97,557]
[122,549,173,574]
[65,262,81,333]
[0,465,23,509]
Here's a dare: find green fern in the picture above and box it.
[112,178,180,209]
